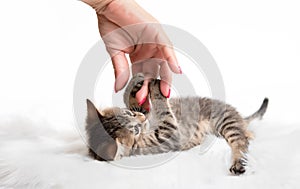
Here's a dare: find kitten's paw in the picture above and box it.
[126,73,144,97]
[230,160,246,175]
[149,79,165,100]
[123,73,145,112]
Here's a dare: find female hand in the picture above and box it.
[82,0,181,109]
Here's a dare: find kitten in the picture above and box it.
[85,74,268,175]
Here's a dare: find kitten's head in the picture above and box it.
[85,99,147,161]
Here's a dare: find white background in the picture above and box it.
[1,0,299,123]
[0,0,299,188]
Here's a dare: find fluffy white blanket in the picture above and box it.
[0,116,299,189]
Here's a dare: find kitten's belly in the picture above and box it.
[178,120,211,151]
[169,98,212,151]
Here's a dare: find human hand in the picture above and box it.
[82,0,181,109]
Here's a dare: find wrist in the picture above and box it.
[81,0,115,14]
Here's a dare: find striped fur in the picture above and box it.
[86,74,268,175]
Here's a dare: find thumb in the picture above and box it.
[111,52,130,92]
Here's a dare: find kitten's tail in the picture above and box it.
[244,98,269,123]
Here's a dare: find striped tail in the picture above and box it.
[244,98,269,123]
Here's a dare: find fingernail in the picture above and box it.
[178,66,182,74]
[166,89,171,98]
[138,98,147,106]
[114,83,118,93]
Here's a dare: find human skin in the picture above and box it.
[82,0,181,109]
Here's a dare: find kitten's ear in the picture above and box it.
[96,140,118,161]
[86,99,103,123]
[86,99,118,160]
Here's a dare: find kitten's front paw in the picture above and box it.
[230,160,246,175]
[149,79,165,100]
[128,73,144,97]
[123,73,145,112]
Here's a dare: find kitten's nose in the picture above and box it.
[134,112,146,122]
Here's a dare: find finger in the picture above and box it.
[142,58,160,81]
[142,99,150,112]
[111,52,130,92]
[131,60,142,75]
[130,44,153,76]
[159,61,172,98]
[162,46,181,74]
[136,79,150,105]
[129,44,157,63]
[151,49,171,97]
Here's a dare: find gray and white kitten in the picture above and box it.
[85,74,268,175]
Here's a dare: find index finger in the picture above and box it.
[162,46,182,74]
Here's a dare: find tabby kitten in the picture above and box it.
[85,74,268,175]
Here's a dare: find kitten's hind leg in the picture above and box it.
[219,120,249,175]
[229,140,248,175]
[123,73,147,113]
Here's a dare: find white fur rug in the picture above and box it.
[0,116,299,189]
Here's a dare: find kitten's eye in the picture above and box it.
[133,125,140,135]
